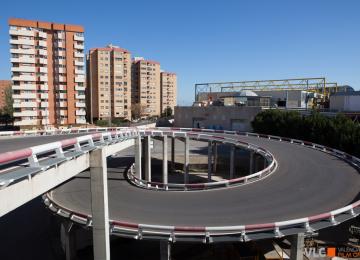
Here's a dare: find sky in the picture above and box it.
[1,0,360,105]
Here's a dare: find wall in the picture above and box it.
[174,106,263,131]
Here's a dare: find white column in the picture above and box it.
[184,136,189,184]
[160,241,171,260]
[230,145,235,179]
[208,141,212,182]
[135,135,142,179]
[249,151,254,174]
[171,137,175,173]
[145,135,151,181]
[290,233,304,260]
[163,135,168,184]
[90,148,110,260]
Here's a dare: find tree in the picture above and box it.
[131,103,146,119]
[2,86,13,117]
[161,106,173,117]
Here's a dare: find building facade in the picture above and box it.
[86,46,131,121]
[0,80,11,110]
[8,18,86,127]
[160,72,177,114]
[131,58,161,117]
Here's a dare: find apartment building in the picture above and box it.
[8,18,86,127]
[86,45,131,121]
[160,72,177,114]
[0,80,11,110]
[131,57,161,117]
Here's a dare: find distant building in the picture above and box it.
[131,58,161,117]
[86,45,132,121]
[160,72,177,114]
[330,91,360,112]
[8,18,86,127]
[0,80,11,110]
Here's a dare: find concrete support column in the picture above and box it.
[162,136,168,184]
[254,154,258,173]
[160,241,171,260]
[230,145,235,179]
[290,233,305,260]
[61,222,76,260]
[213,142,218,173]
[135,135,142,179]
[184,136,189,184]
[249,151,254,174]
[90,148,110,260]
[208,141,212,182]
[145,135,151,181]
[171,137,175,173]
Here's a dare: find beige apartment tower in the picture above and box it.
[160,72,177,114]
[131,57,161,117]
[86,45,132,122]
[8,18,86,127]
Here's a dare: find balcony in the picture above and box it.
[74,35,84,41]
[38,49,47,56]
[76,110,86,116]
[74,43,84,49]
[57,101,68,107]
[42,119,50,125]
[14,119,38,126]
[12,75,36,81]
[56,76,66,82]
[9,29,34,37]
[40,110,49,116]
[38,31,47,38]
[55,33,65,39]
[11,57,36,64]
[75,94,86,99]
[55,41,64,48]
[76,102,86,108]
[39,84,49,90]
[56,85,66,91]
[13,102,37,108]
[74,52,84,58]
[10,39,35,45]
[75,76,85,83]
[56,50,66,57]
[75,69,85,74]
[13,93,36,99]
[74,60,84,66]
[39,67,48,73]
[13,110,38,117]
[55,67,66,74]
[75,85,85,91]
[38,58,48,65]
[59,110,67,116]
[12,84,36,90]
[38,40,47,47]
[10,48,35,55]
[55,59,66,65]
[76,118,86,124]
[40,93,48,99]
[57,93,67,99]
[39,76,48,82]
[11,66,36,72]
[40,102,49,108]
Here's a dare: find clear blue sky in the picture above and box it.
[1,0,360,105]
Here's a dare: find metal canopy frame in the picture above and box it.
[195,78,338,101]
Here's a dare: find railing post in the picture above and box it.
[208,141,212,182]
[135,134,142,180]
[184,136,189,184]
[90,148,110,260]
[145,135,151,182]
[163,135,168,184]
[230,145,235,179]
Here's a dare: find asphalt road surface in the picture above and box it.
[1,133,359,227]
